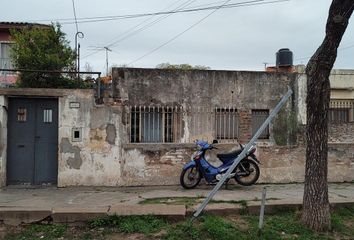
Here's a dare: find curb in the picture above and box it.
[0,201,353,225]
[0,204,186,225]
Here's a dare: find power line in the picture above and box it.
[294,42,354,63]
[63,0,265,24]
[128,0,233,65]
[128,0,289,65]
[71,0,79,33]
[82,0,197,59]
[82,0,288,60]
[29,0,286,25]
[107,0,198,48]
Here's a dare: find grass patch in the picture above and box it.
[4,224,67,240]
[139,197,203,206]
[140,196,280,206]
[3,205,354,240]
[89,215,167,235]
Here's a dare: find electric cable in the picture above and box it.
[128,0,233,65]
[71,0,79,33]
[82,0,197,59]
[27,0,288,25]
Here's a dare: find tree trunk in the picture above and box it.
[302,0,354,231]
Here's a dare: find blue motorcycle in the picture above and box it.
[180,140,260,189]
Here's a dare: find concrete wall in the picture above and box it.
[259,144,354,183]
[329,123,354,143]
[120,143,354,185]
[0,66,353,187]
[112,68,297,143]
[57,89,125,186]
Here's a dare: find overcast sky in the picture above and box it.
[2,0,354,74]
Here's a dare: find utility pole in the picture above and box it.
[104,47,112,76]
[263,62,268,70]
[88,46,112,77]
[75,31,84,81]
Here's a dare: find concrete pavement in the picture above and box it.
[0,183,353,225]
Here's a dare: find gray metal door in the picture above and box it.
[7,98,58,185]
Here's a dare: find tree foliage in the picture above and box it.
[10,23,77,88]
[156,62,210,70]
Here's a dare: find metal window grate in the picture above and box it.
[43,109,53,123]
[252,110,269,139]
[17,108,27,122]
[129,106,183,143]
[215,107,239,141]
[329,100,354,123]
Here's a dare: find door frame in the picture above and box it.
[6,96,59,186]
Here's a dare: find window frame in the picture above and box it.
[130,106,181,143]
[0,41,15,76]
[251,109,270,139]
[215,107,239,141]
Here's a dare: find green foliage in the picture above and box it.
[164,220,202,240]
[140,196,203,206]
[331,206,354,237]
[89,215,167,234]
[10,23,78,88]
[4,206,354,240]
[5,224,67,240]
[273,108,298,145]
[156,62,211,70]
[201,215,242,240]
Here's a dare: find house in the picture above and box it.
[266,49,354,127]
[0,66,352,188]
[0,22,50,86]
[294,65,354,143]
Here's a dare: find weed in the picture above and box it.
[4,206,354,240]
[164,220,202,240]
[89,215,167,235]
[140,197,203,206]
[5,224,67,240]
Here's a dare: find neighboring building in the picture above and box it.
[0,22,50,86]
[267,49,354,126]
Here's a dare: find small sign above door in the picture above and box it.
[69,102,80,108]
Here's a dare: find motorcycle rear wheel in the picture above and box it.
[180,167,202,189]
[234,159,260,186]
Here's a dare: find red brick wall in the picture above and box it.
[238,110,252,143]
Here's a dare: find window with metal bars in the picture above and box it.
[215,107,239,140]
[0,42,15,76]
[130,106,182,143]
[252,109,269,139]
[329,108,350,123]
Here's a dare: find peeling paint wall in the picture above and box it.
[258,143,354,183]
[1,67,353,187]
[57,89,125,187]
[112,68,297,143]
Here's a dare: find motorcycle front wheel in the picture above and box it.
[180,167,201,189]
[234,159,260,186]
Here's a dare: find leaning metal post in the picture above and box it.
[192,88,293,219]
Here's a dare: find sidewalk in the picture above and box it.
[0,183,353,225]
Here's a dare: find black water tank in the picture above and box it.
[276,48,293,67]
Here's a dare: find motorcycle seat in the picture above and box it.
[217,149,242,162]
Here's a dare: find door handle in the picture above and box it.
[18,144,25,148]
[35,136,40,139]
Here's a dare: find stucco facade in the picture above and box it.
[0,68,353,187]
